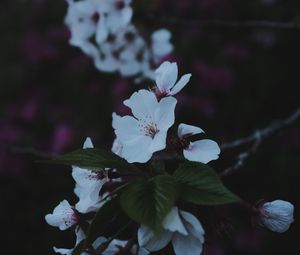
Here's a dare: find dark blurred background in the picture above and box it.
[0,0,299,254]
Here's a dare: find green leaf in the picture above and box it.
[120,175,177,234]
[44,148,130,170]
[173,162,240,205]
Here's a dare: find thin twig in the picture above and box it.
[221,106,300,150]
[0,144,58,158]
[140,14,300,30]
[220,107,300,177]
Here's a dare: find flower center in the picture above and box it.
[91,12,100,23]
[145,124,159,138]
[115,1,125,10]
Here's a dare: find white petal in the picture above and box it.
[123,90,157,120]
[45,200,77,230]
[121,136,153,163]
[96,18,108,44]
[53,247,72,255]
[183,139,220,164]
[114,115,141,142]
[155,96,177,130]
[163,207,188,235]
[103,239,127,254]
[112,112,122,130]
[149,131,167,153]
[83,137,94,148]
[178,123,204,139]
[172,232,204,255]
[138,225,172,252]
[92,236,107,250]
[180,211,205,244]
[169,74,192,96]
[155,62,178,94]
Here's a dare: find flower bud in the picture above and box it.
[259,200,294,233]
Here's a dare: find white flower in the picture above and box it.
[178,123,220,164]
[155,61,191,97]
[151,29,173,62]
[103,239,149,255]
[45,200,79,231]
[65,0,109,47]
[113,89,177,163]
[138,207,205,255]
[72,137,108,213]
[259,200,294,233]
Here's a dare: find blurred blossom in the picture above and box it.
[51,124,75,153]
[195,63,234,91]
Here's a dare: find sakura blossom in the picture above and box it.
[138,207,205,255]
[178,123,220,163]
[113,89,177,163]
[259,200,294,233]
[45,200,79,231]
[64,0,173,79]
[155,61,192,97]
[72,137,108,213]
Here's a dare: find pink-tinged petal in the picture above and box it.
[155,96,177,130]
[180,211,205,244]
[149,131,167,153]
[169,73,192,96]
[183,139,220,164]
[123,90,157,120]
[138,225,172,252]
[155,62,178,94]
[45,200,78,230]
[121,136,153,163]
[163,207,188,235]
[178,123,204,139]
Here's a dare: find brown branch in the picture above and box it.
[220,106,300,177]
[221,106,300,150]
[0,144,58,158]
[140,14,300,30]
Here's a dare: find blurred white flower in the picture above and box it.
[138,207,205,255]
[72,137,108,213]
[113,89,177,163]
[178,123,220,164]
[45,200,79,231]
[64,1,173,80]
[65,0,109,47]
[155,62,192,97]
[259,200,294,233]
[151,29,173,62]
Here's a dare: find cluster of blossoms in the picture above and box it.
[65,0,173,79]
[45,61,294,255]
